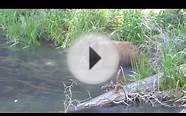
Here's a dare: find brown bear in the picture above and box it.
[93,40,141,90]
[93,40,141,68]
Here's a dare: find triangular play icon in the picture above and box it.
[89,47,101,70]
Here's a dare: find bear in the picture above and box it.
[92,40,141,68]
[93,40,141,91]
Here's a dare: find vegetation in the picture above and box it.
[155,10,186,90]
[131,52,155,80]
[0,9,185,90]
[0,9,144,48]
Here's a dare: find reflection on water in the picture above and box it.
[0,36,104,113]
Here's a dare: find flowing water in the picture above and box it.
[0,36,184,113]
[0,36,105,113]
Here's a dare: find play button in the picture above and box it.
[89,47,101,70]
[67,33,119,84]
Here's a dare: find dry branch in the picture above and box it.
[68,73,163,112]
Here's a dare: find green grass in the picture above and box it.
[0,9,144,48]
[160,48,186,90]
[131,52,155,80]
[129,9,186,90]
[154,9,186,90]
[160,36,186,90]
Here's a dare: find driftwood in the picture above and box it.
[68,73,163,112]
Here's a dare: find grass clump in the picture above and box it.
[0,9,43,48]
[160,37,186,90]
[131,52,155,80]
[151,9,186,90]
[118,10,144,43]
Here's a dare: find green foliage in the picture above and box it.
[0,9,144,48]
[131,52,155,80]
[160,39,186,90]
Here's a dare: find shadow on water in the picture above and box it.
[0,36,183,113]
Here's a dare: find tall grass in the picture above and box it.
[160,36,186,90]
[155,9,186,90]
[131,52,155,80]
[0,9,144,48]
[160,47,186,90]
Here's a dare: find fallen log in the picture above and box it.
[68,73,163,112]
